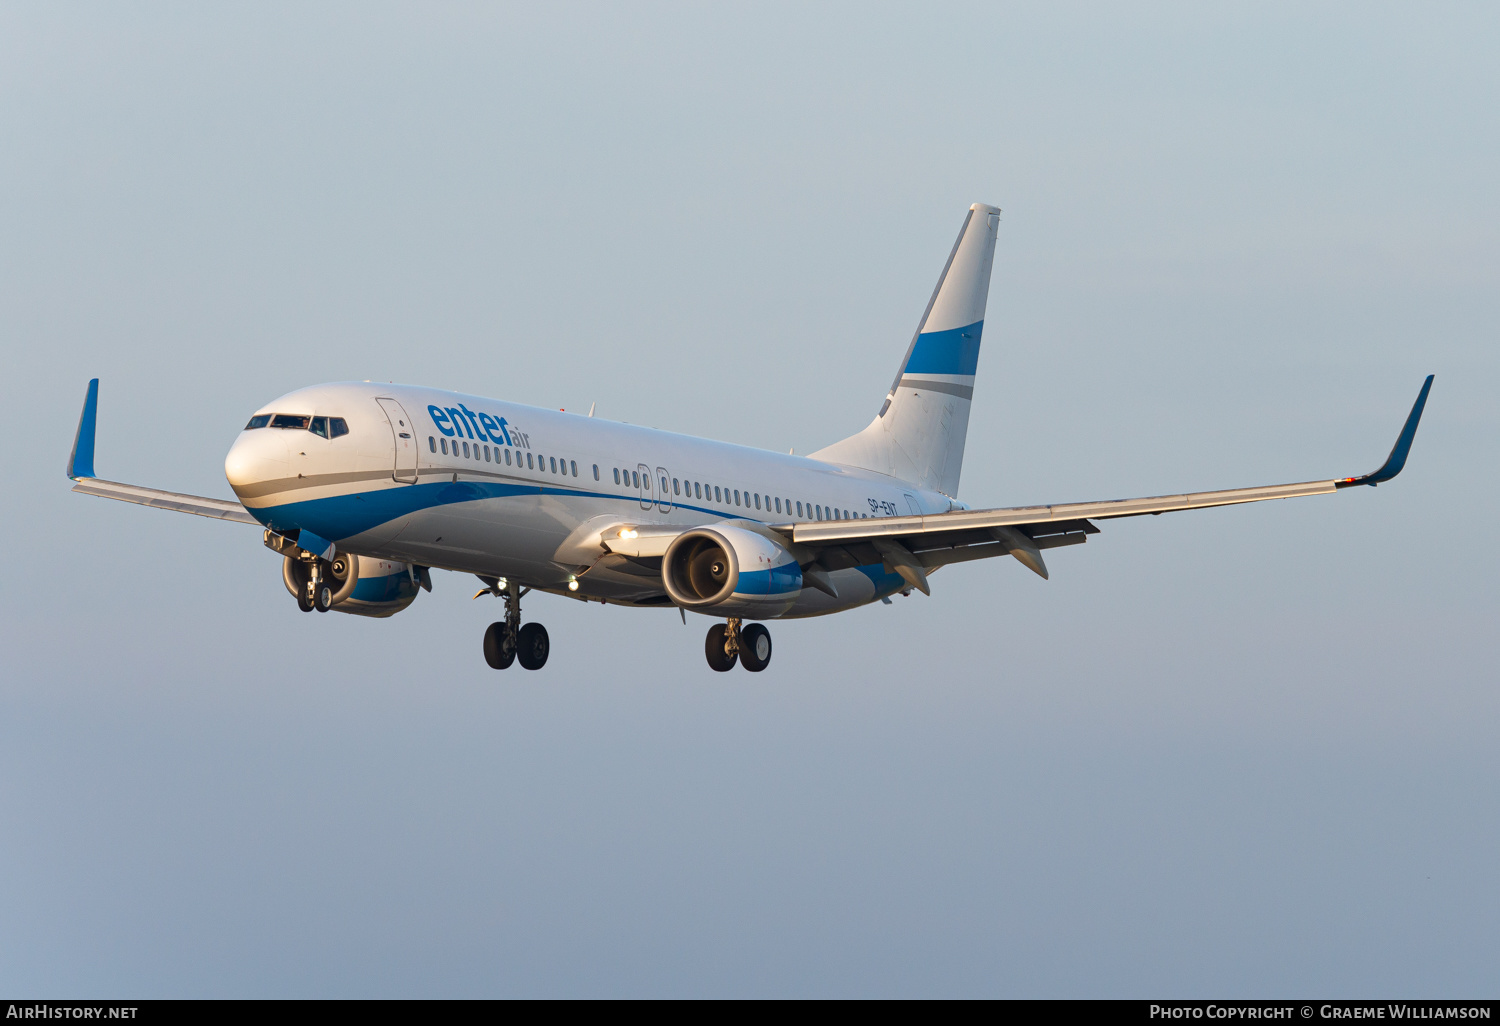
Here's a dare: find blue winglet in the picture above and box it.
[1337,374,1434,488]
[67,378,99,480]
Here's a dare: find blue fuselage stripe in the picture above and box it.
[248,480,776,539]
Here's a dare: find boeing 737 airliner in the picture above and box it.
[66,204,1433,672]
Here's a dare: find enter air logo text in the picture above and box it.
[428,404,531,449]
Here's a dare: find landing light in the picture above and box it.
[567,579,579,592]
[619,528,638,540]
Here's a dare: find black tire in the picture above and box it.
[739,623,771,672]
[483,622,515,669]
[313,584,333,612]
[516,622,550,670]
[705,623,737,672]
[297,590,315,613]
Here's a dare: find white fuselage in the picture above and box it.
[224,382,955,617]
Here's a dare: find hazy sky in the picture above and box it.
[2,2,1497,997]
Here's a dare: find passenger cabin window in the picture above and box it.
[505,450,512,465]
[526,453,534,469]
[694,482,702,499]
[441,438,449,455]
[673,478,680,495]
[245,415,271,430]
[429,437,436,452]
[593,464,600,480]
[613,468,621,484]
[714,486,722,502]
[571,460,578,477]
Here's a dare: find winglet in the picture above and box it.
[1337,374,1434,488]
[67,378,99,480]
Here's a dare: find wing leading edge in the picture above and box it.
[786,376,1434,585]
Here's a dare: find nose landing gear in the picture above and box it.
[483,579,549,671]
[704,618,772,672]
[290,555,337,613]
[311,561,333,612]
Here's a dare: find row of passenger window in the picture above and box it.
[430,435,581,478]
[427,435,874,522]
[245,414,349,438]
[607,466,869,522]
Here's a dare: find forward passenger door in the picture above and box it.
[375,398,419,484]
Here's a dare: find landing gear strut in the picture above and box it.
[484,579,549,671]
[291,556,333,613]
[310,561,332,612]
[705,619,772,672]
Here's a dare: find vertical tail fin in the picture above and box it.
[811,203,999,497]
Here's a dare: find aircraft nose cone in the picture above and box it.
[224,430,289,498]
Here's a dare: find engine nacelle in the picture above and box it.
[283,553,421,617]
[662,525,802,617]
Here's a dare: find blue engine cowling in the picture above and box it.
[283,554,421,617]
[662,525,802,617]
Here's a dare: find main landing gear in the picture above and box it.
[483,579,549,671]
[705,618,772,673]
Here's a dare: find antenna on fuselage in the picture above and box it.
[588,402,596,418]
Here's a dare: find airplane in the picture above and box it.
[65,203,1434,673]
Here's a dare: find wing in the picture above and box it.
[780,375,1434,592]
[67,378,260,527]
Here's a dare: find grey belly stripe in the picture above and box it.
[899,378,974,400]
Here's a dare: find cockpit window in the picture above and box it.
[255,413,348,436]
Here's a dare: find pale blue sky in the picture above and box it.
[2,2,1496,996]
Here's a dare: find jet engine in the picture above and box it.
[662,525,802,617]
[282,553,423,617]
